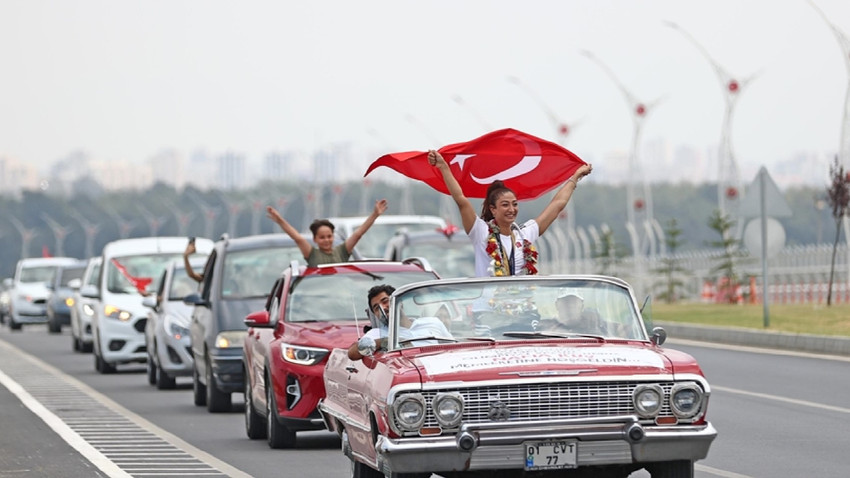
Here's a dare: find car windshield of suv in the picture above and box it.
[403,241,474,279]
[59,266,86,287]
[221,246,303,299]
[107,253,183,295]
[391,278,647,348]
[286,270,436,323]
[19,266,57,283]
[356,223,444,258]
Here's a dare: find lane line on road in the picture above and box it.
[0,337,252,478]
[713,385,850,415]
[0,366,132,478]
[668,338,850,362]
[695,463,753,477]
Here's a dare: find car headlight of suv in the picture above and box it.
[670,382,704,419]
[164,316,190,340]
[432,392,464,428]
[633,384,664,418]
[392,393,426,432]
[103,304,132,321]
[214,330,247,349]
[280,343,329,366]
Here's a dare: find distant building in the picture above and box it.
[148,150,186,188]
[215,151,246,190]
[0,155,40,197]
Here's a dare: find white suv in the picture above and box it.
[84,237,213,373]
[8,257,80,331]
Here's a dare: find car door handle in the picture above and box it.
[345,366,358,373]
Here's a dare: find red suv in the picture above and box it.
[242,259,438,449]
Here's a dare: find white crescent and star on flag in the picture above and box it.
[448,132,544,184]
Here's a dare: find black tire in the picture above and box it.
[266,374,296,449]
[81,341,93,353]
[156,364,177,390]
[9,318,22,331]
[244,370,267,439]
[72,335,80,352]
[193,364,207,406]
[645,460,694,478]
[94,351,116,374]
[205,357,231,413]
[47,319,61,334]
[351,458,384,478]
[146,352,157,385]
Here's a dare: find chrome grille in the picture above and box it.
[413,381,675,429]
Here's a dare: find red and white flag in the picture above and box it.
[365,128,586,200]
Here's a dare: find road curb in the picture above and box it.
[655,322,850,357]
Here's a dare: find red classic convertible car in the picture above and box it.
[319,275,717,477]
[242,260,438,449]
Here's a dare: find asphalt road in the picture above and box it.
[1,325,849,478]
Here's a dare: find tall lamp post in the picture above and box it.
[70,211,101,259]
[507,76,584,272]
[581,50,660,260]
[9,216,37,259]
[41,213,71,257]
[666,21,755,238]
[808,0,850,283]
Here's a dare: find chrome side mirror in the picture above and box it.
[357,335,377,357]
[650,327,667,346]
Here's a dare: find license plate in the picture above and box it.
[524,440,578,470]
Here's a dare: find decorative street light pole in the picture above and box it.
[666,21,756,238]
[9,216,37,259]
[70,211,101,259]
[41,213,71,257]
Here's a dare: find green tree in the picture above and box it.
[825,156,850,306]
[654,218,687,303]
[706,210,744,304]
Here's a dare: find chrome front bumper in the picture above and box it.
[374,416,716,474]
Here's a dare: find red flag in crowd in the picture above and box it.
[365,128,586,200]
[41,245,52,258]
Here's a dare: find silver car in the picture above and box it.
[70,257,102,353]
[143,257,206,389]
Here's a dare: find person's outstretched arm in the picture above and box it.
[266,206,313,259]
[535,164,593,235]
[183,243,204,283]
[428,150,477,233]
[345,199,388,253]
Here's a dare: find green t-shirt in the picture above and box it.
[306,243,351,267]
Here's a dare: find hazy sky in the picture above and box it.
[2,0,849,186]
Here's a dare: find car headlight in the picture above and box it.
[103,304,132,321]
[633,384,664,418]
[82,303,95,317]
[393,394,426,432]
[280,343,329,366]
[432,392,464,428]
[670,382,704,419]
[214,330,247,349]
[65,297,75,307]
[164,316,190,340]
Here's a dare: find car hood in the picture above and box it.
[399,342,689,382]
[281,320,361,351]
[14,282,50,300]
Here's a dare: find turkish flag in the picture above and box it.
[365,128,586,200]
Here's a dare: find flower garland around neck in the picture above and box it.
[485,219,538,276]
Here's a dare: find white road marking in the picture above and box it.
[695,463,753,477]
[0,367,133,478]
[667,338,850,362]
[712,385,850,414]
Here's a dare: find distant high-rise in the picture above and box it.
[216,151,246,190]
[0,155,39,197]
[148,150,185,188]
[263,152,295,182]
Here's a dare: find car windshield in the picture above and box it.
[403,241,474,279]
[357,223,443,258]
[390,278,648,349]
[107,254,183,295]
[59,266,86,286]
[19,266,57,283]
[221,247,303,299]
[169,267,199,300]
[286,270,436,322]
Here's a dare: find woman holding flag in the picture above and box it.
[427,148,591,277]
